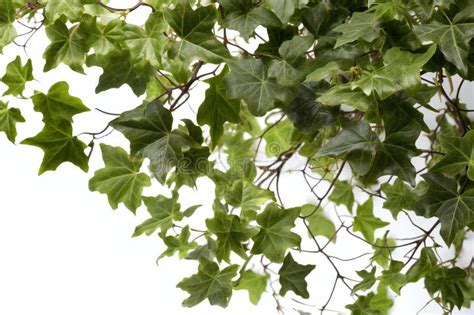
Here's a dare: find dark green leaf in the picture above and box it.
[279,253,315,299]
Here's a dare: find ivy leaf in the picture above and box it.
[352,267,377,293]
[224,58,293,116]
[79,18,124,57]
[346,285,394,315]
[224,179,275,212]
[318,120,379,176]
[251,203,301,262]
[111,101,193,183]
[177,258,238,307]
[381,179,418,219]
[164,1,231,64]
[43,19,90,73]
[303,205,337,241]
[263,119,295,157]
[1,56,33,96]
[86,50,152,96]
[372,234,395,269]
[329,180,355,212]
[197,67,240,148]
[186,237,217,261]
[205,209,258,262]
[0,101,25,143]
[44,0,84,22]
[88,144,151,213]
[378,260,406,294]
[406,247,438,283]
[333,12,382,48]
[224,7,281,41]
[0,0,16,52]
[123,12,166,66]
[32,81,89,123]
[425,266,467,310]
[353,198,389,243]
[158,226,198,260]
[133,193,184,237]
[278,253,315,299]
[21,120,89,174]
[414,12,474,75]
[318,84,376,112]
[415,173,474,246]
[234,270,269,305]
[431,130,474,180]
[268,0,308,24]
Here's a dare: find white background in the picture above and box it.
[0,2,473,314]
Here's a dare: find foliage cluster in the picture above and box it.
[0,0,473,313]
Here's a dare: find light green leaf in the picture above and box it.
[177,258,238,307]
[333,12,382,48]
[32,81,89,123]
[279,253,315,299]
[406,247,438,283]
[378,260,406,294]
[381,179,418,218]
[158,226,197,260]
[225,58,293,116]
[353,198,389,243]
[305,206,336,241]
[43,19,90,73]
[44,0,84,22]
[197,67,240,148]
[1,57,33,96]
[0,101,25,143]
[88,144,151,213]
[329,180,355,212]
[134,193,184,237]
[318,84,376,112]
[251,203,301,262]
[268,0,308,24]
[206,209,257,262]
[352,267,377,293]
[234,270,269,305]
[224,179,275,211]
[224,7,281,41]
[0,0,16,52]
[22,120,89,174]
[123,12,166,66]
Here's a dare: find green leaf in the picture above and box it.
[278,253,315,299]
[43,19,90,73]
[32,81,89,123]
[86,50,152,96]
[224,7,281,41]
[346,285,394,315]
[224,179,275,212]
[415,173,474,246]
[305,207,337,241]
[406,247,438,283]
[205,209,258,262]
[425,266,467,310]
[186,237,217,261]
[263,119,295,157]
[431,130,474,181]
[0,0,16,52]
[164,1,231,63]
[79,18,124,56]
[333,12,382,48]
[44,0,84,22]
[0,101,25,143]
[381,179,418,218]
[371,233,396,268]
[353,198,389,243]
[21,120,89,174]
[268,0,308,24]
[329,180,355,212]
[251,203,301,262]
[123,12,166,66]
[197,67,240,148]
[134,193,184,237]
[158,226,198,260]
[318,120,379,176]
[177,258,238,307]
[234,270,269,305]
[224,58,293,116]
[1,57,33,96]
[352,267,377,293]
[111,101,193,184]
[318,84,376,112]
[88,144,151,213]
[414,13,474,75]
[378,260,406,294]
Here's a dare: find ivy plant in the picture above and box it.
[0,0,473,314]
